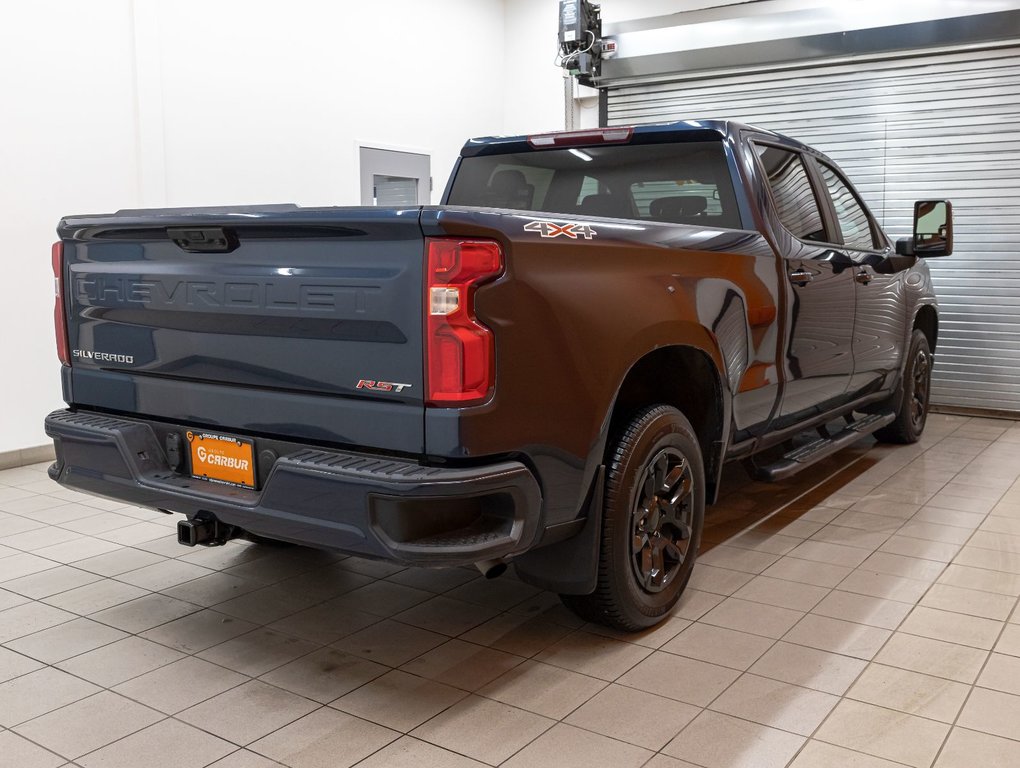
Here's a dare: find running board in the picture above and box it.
[748,411,896,482]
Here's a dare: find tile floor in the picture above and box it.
[1,413,1020,767]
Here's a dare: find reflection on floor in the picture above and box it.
[1,413,1020,767]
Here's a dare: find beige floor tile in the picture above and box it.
[77,718,235,768]
[0,731,65,768]
[879,535,960,562]
[957,686,1020,741]
[787,540,871,568]
[0,667,100,726]
[1,564,102,599]
[955,545,1020,576]
[478,658,604,718]
[266,601,380,646]
[115,557,213,592]
[700,597,804,639]
[34,536,122,563]
[535,630,652,680]
[760,557,853,588]
[140,609,258,654]
[114,656,249,714]
[791,739,922,767]
[859,551,945,582]
[0,645,44,682]
[828,511,902,534]
[160,571,261,608]
[213,584,322,625]
[583,616,690,649]
[73,547,165,577]
[783,614,891,660]
[333,669,466,731]
[915,507,986,529]
[565,683,698,750]
[248,708,398,767]
[929,491,997,514]
[458,612,574,658]
[815,698,949,767]
[57,635,185,687]
[670,588,725,620]
[710,673,839,736]
[811,590,911,630]
[875,632,988,683]
[6,616,126,663]
[0,586,30,611]
[687,564,753,596]
[617,650,740,707]
[732,575,829,612]
[935,727,1020,768]
[0,600,77,642]
[699,545,781,574]
[661,621,773,670]
[811,524,891,551]
[178,680,319,746]
[720,530,801,556]
[847,663,969,723]
[838,569,931,603]
[260,647,387,704]
[410,695,554,765]
[197,628,319,677]
[900,606,1002,649]
[975,655,1020,704]
[995,623,1020,657]
[920,583,1017,621]
[328,581,433,618]
[332,619,447,667]
[1,525,82,552]
[937,563,1020,596]
[89,592,201,634]
[400,639,522,692]
[387,566,479,594]
[503,722,652,768]
[749,641,866,695]
[663,710,805,768]
[353,735,487,768]
[393,595,499,636]
[969,528,1020,552]
[444,576,540,611]
[898,520,973,545]
[42,578,148,615]
[13,691,163,760]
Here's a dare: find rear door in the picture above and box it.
[752,142,857,424]
[61,207,426,453]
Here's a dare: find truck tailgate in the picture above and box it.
[58,207,426,454]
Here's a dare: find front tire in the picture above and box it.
[875,328,932,444]
[561,406,705,630]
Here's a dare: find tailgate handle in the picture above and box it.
[168,227,238,254]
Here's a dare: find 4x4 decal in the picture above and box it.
[524,220,597,240]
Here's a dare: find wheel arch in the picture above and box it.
[914,303,938,351]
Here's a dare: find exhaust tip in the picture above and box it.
[475,559,508,579]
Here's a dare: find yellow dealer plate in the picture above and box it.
[187,430,256,489]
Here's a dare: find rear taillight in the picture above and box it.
[52,241,70,366]
[425,238,503,405]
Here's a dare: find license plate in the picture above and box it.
[187,430,256,489]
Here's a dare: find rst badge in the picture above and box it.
[524,221,597,239]
[356,380,412,393]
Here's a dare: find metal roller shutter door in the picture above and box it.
[606,45,1020,413]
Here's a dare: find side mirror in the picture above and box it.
[911,200,953,257]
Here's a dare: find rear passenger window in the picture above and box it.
[755,144,826,242]
[817,161,878,250]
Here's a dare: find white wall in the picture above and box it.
[0,1,141,455]
[0,0,570,454]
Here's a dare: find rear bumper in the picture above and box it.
[45,409,543,566]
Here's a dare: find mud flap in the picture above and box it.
[513,465,604,595]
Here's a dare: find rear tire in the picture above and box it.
[561,406,705,630]
[875,329,932,444]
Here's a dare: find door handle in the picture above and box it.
[789,268,813,286]
[855,269,873,285]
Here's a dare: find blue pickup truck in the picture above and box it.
[45,120,952,629]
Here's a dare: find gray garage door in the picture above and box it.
[607,45,1020,414]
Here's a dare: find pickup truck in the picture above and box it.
[45,120,952,630]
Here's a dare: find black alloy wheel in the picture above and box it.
[561,405,705,630]
[875,328,932,444]
[630,448,695,594]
